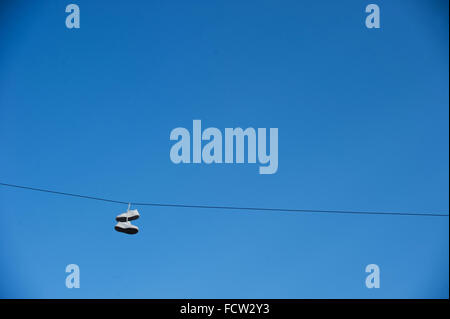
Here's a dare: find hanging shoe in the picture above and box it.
[114,221,139,234]
[115,209,140,222]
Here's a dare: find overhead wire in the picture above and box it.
[0,182,448,217]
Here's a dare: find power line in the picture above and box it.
[0,182,448,217]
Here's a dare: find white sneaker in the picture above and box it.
[114,221,139,235]
[115,209,140,222]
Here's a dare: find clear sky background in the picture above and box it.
[0,0,448,298]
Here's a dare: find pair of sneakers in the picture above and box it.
[114,209,140,234]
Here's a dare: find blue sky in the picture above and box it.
[0,0,448,298]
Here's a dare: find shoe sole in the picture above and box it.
[115,215,140,222]
[114,226,139,235]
